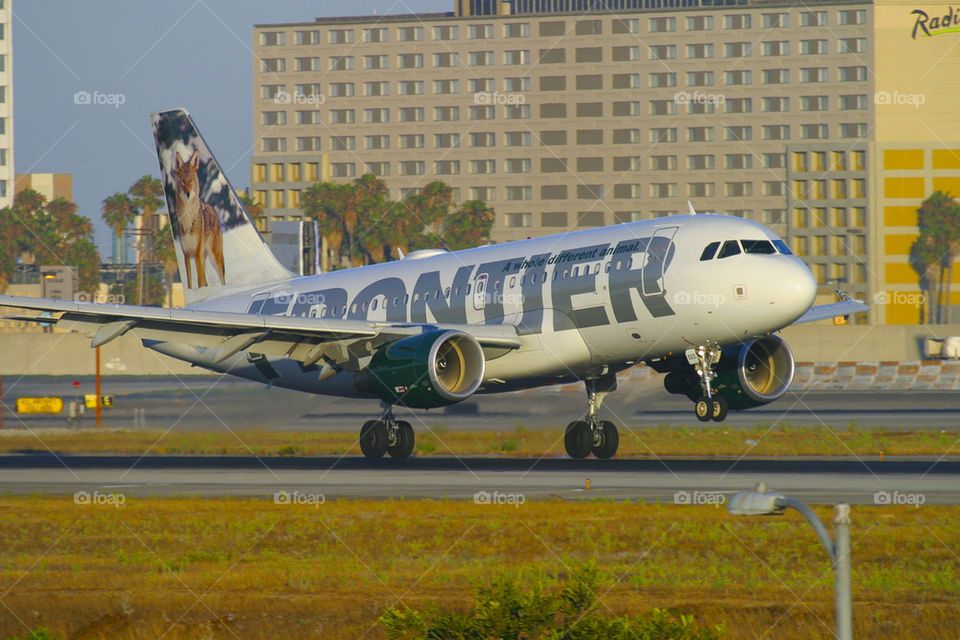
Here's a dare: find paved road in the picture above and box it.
[2,376,960,431]
[0,454,956,505]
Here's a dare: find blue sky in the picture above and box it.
[14,0,448,256]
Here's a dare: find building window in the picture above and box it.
[725,70,752,85]
[838,10,867,25]
[329,56,354,71]
[505,131,531,147]
[542,212,568,227]
[261,138,286,152]
[363,27,387,43]
[295,30,319,45]
[650,100,676,116]
[399,107,424,123]
[366,162,390,177]
[726,182,753,197]
[505,213,532,228]
[687,127,714,142]
[504,50,530,65]
[260,31,286,46]
[470,160,497,173]
[725,154,753,169]
[762,97,789,112]
[725,98,752,114]
[839,66,868,82]
[432,52,458,67]
[650,127,677,143]
[330,136,354,151]
[329,29,354,44]
[649,72,677,88]
[433,79,460,95]
[725,126,751,141]
[364,55,388,70]
[763,125,790,141]
[762,13,788,28]
[614,184,643,199]
[687,155,714,170]
[613,129,641,144]
[612,18,640,34]
[686,15,713,31]
[434,133,460,148]
[801,96,829,111]
[575,47,602,62]
[329,109,355,124]
[506,104,531,119]
[724,42,751,58]
[433,25,458,40]
[800,67,828,83]
[398,53,424,69]
[399,134,424,149]
[365,135,390,150]
[506,186,532,200]
[838,37,867,53]
[763,181,786,196]
[262,111,286,126]
[649,44,677,60]
[399,161,425,176]
[686,43,714,58]
[577,212,604,227]
[687,71,714,87]
[839,94,867,110]
[365,81,389,97]
[724,14,751,29]
[469,51,494,66]
[800,10,828,26]
[330,163,355,178]
[840,123,868,138]
[261,58,285,73]
[762,69,789,84]
[433,106,459,121]
[800,39,828,55]
[688,182,714,197]
[398,81,424,96]
[435,160,460,175]
[612,46,641,62]
[649,17,676,32]
[650,183,678,198]
[504,77,531,92]
[504,22,529,37]
[762,41,789,56]
[328,82,354,98]
[296,137,321,152]
[397,26,422,41]
[505,158,531,173]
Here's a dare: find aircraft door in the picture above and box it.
[642,226,678,296]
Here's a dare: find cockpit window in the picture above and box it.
[717,240,742,259]
[699,241,720,261]
[741,239,777,255]
[773,240,793,255]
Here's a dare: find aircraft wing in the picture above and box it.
[791,299,869,325]
[0,295,521,369]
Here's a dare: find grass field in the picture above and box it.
[0,497,955,639]
[0,424,958,458]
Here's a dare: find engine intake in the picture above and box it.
[664,335,795,410]
[361,330,485,409]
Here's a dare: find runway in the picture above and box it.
[1,453,957,505]
[3,375,960,431]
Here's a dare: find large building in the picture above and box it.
[0,0,12,208]
[251,0,960,324]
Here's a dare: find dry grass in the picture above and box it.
[0,497,955,639]
[0,424,957,458]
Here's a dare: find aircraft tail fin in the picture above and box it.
[151,108,292,305]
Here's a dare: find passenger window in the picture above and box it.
[371,299,378,310]
[773,240,793,255]
[509,276,516,287]
[700,241,720,261]
[741,239,776,254]
[717,240,742,259]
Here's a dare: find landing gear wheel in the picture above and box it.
[564,421,593,459]
[591,420,619,459]
[710,396,728,422]
[694,397,712,423]
[387,420,415,459]
[359,420,389,458]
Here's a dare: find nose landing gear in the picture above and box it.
[688,345,727,422]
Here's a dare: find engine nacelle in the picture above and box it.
[663,335,795,410]
[358,330,485,409]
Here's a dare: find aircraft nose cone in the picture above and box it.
[768,258,817,325]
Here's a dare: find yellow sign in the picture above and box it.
[84,395,114,409]
[16,397,64,414]
[833,316,848,326]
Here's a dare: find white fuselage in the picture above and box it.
[150,214,816,397]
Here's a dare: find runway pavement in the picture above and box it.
[2,375,960,431]
[0,453,956,505]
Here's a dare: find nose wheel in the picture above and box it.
[688,345,727,422]
[564,373,620,459]
[359,402,416,459]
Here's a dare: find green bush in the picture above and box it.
[381,565,724,640]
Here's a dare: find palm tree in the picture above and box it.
[915,191,960,323]
[101,192,136,264]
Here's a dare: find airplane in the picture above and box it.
[0,109,867,460]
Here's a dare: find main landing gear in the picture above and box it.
[564,372,620,459]
[359,401,415,459]
[688,345,728,423]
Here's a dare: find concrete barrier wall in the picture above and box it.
[0,333,197,376]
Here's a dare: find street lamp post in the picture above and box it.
[728,483,852,640]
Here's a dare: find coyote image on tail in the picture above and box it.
[172,149,225,288]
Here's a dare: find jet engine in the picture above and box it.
[663,335,795,410]
[359,330,485,409]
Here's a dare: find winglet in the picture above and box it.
[687,201,697,215]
